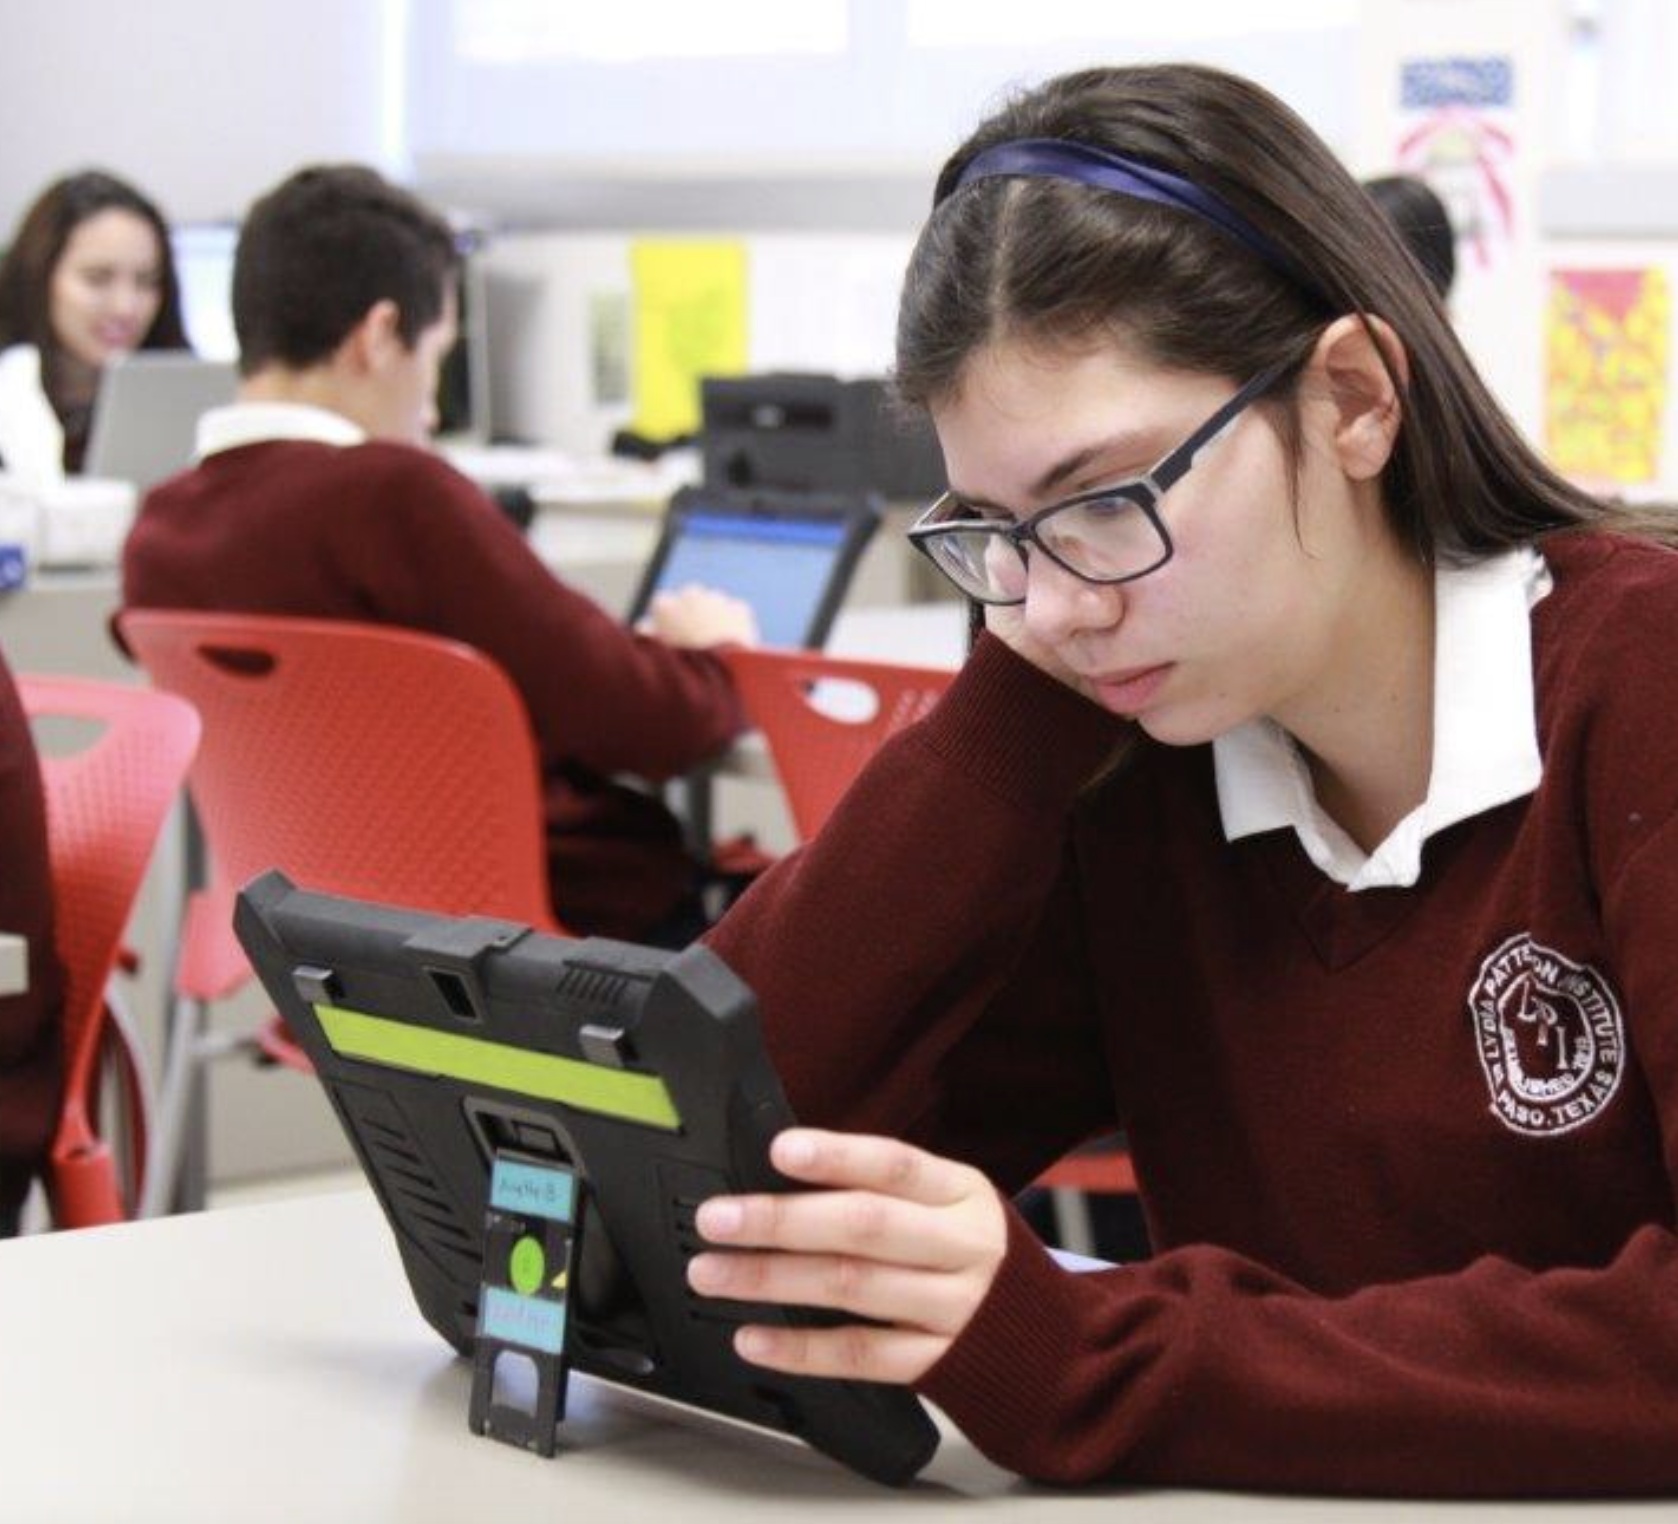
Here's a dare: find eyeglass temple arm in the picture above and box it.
[1150,359,1294,494]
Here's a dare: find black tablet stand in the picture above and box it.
[468,1152,587,1457]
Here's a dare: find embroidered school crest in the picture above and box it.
[1467,934,1625,1137]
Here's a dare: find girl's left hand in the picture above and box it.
[686,1128,1008,1384]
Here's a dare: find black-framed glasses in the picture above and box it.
[907,358,1294,606]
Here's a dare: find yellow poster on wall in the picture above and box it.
[1544,268,1669,487]
[630,240,749,440]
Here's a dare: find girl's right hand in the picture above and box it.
[982,602,1099,704]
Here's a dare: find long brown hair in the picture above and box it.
[896,65,1661,562]
[0,170,188,359]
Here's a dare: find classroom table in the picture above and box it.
[0,932,25,995]
[0,1189,1656,1524]
[0,570,133,680]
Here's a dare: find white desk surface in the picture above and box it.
[0,1191,1657,1524]
[0,931,24,995]
[829,601,968,669]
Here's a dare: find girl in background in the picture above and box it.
[0,170,188,474]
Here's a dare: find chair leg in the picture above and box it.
[1049,1186,1096,1259]
[178,1049,210,1212]
[155,799,212,1213]
[102,982,153,1209]
[674,763,717,860]
[139,993,263,1215]
[139,992,206,1218]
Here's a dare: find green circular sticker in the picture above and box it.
[509,1235,546,1297]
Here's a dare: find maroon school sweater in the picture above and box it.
[123,440,744,939]
[0,647,64,1211]
[708,530,1678,1495]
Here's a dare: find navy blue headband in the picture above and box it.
[950,138,1309,291]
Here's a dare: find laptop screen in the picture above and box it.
[631,487,878,650]
[84,355,238,489]
[651,512,848,648]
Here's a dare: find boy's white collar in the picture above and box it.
[196,400,365,458]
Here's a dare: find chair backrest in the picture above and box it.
[721,646,955,840]
[117,611,560,932]
[20,675,200,1227]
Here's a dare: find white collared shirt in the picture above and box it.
[0,344,65,489]
[1213,546,1553,892]
[196,401,365,459]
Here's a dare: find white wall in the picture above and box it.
[0,0,398,234]
[408,1,1361,225]
[409,1,1360,164]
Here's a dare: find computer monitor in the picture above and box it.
[169,222,240,363]
[436,235,492,440]
[83,353,237,488]
[627,486,878,649]
[233,870,939,1486]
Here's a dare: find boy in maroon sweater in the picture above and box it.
[0,646,64,1235]
[687,68,1678,1495]
[123,167,755,943]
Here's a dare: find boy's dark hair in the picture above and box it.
[898,65,1663,562]
[0,169,188,356]
[233,165,460,376]
[1363,174,1456,299]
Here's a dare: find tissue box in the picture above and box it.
[35,477,137,568]
[0,474,138,572]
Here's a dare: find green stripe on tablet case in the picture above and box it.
[313,1004,681,1130]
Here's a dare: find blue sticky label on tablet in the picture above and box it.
[481,1285,566,1355]
[490,1158,575,1223]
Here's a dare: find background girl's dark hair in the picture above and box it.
[232,164,460,377]
[1363,173,1456,300]
[0,170,188,357]
[897,64,1666,561]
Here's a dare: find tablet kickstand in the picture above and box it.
[468,1153,587,1458]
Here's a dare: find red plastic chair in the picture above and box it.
[720,646,956,840]
[1037,1147,1137,1195]
[20,675,200,1228]
[117,611,565,1214]
[722,645,1137,1243]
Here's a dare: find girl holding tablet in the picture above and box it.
[693,63,1678,1496]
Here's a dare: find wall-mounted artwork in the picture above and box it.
[1396,56,1516,275]
[1545,268,1670,487]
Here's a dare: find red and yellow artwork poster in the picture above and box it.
[1545,268,1670,487]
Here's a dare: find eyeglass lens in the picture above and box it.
[927,490,1164,599]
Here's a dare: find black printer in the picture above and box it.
[700,373,944,500]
